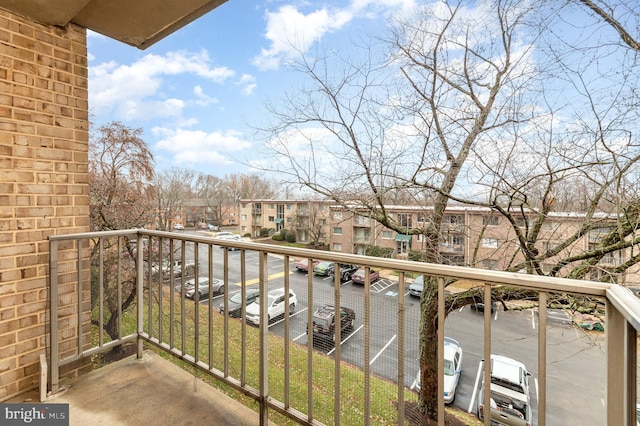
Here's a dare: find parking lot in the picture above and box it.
[187,247,607,425]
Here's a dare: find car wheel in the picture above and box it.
[347,318,354,332]
[289,303,296,313]
[218,286,224,294]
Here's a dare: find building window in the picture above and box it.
[287,204,293,210]
[241,214,247,220]
[333,227,342,235]
[382,230,392,239]
[286,217,292,223]
[241,203,247,209]
[333,211,343,220]
[320,219,326,225]
[444,215,464,224]
[482,238,498,248]
[269,204,275,209]
[268,216,275,222]
[417,214,429,223]
[398,213,412,227]
[482,216,499,226]
[333,243,342,251]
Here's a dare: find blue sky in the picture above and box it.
[87,0,417,176]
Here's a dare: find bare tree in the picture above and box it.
[261,0,640,423]
[89,121,155,347]
[155,168,194,231]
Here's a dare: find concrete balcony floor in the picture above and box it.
[10,351,269,426]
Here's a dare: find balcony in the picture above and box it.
[46,229,640,426]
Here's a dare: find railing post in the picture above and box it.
[136,231,144,358]
[437,277,445,426]
[538,292,547,426]
[49,239,59,394]
[605,299,625,425]
[259,251,269,426]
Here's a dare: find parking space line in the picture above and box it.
[268,307,307,328]
[234,271,286,287]
[370,334,396,366]
[327,325,363,355]
[531,309,536,330]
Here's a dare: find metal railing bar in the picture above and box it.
[99,238,104,347]
[538,291,547,426]
[258,251,269,426]
[136,232,144,358]
[437,276,445,426]
[180,241,187,356]
[49,239,59,394]
[284,254,291,410]
[397,272,406,425]
[364,267,371,426]
[58,334,138,366]
[606,285,640,331]
[194,242,200,363]
[169,238,175,350]
[333,262,341,426]
[117,237,122,341]
[208,244,214,369]
[76,241,83,355]
[306,256,314,423]
[482,283,491,426]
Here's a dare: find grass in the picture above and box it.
[92,287,475,425]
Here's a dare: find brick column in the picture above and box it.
[0,9,89,400]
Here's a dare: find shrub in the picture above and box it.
[364,246,394,258]
[285,230,296,243]
[259,228,273,237]
[272,233,284,241]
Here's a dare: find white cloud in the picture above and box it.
[89,50,234,120]
[252,5,353,70]
[152,127,252,166]
[193,85,219,106]
[237,74,257,96]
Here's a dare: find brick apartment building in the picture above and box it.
[239,200,634,285]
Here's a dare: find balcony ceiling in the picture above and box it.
[0,0,227,49]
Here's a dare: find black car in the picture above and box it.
[219,288,260,317]
[327,264,359,283]
[308,305,355,350]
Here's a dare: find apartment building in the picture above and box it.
[238,199,333,242]
[239,199,634,285]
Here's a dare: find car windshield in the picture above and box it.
[229,293,243,304]
[444,359,455,376]
[267,296,276,306]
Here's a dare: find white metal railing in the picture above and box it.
[47,229,640,426]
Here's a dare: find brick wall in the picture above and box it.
[0,9,88,400]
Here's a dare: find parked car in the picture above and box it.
[477,354,532,426]
[409,275,424,297]
[182,277,225,299]
[471,300,497,313]
[214,232,243,250]
[173,223,184,230]
[207,224,219,231]
[414,337,463,404]
[313,261,334,276]
[245,288,297,326]
[219,288,260,317]
[295,258,319,273]
[152,259,195,279]
[308,305,355,350]
[327,263,359,282]
[351,268,380,284]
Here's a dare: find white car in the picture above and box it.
[414,337,463,404]
[245,288,297,326]
[173,223,184,230]
[214,232,243,250]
